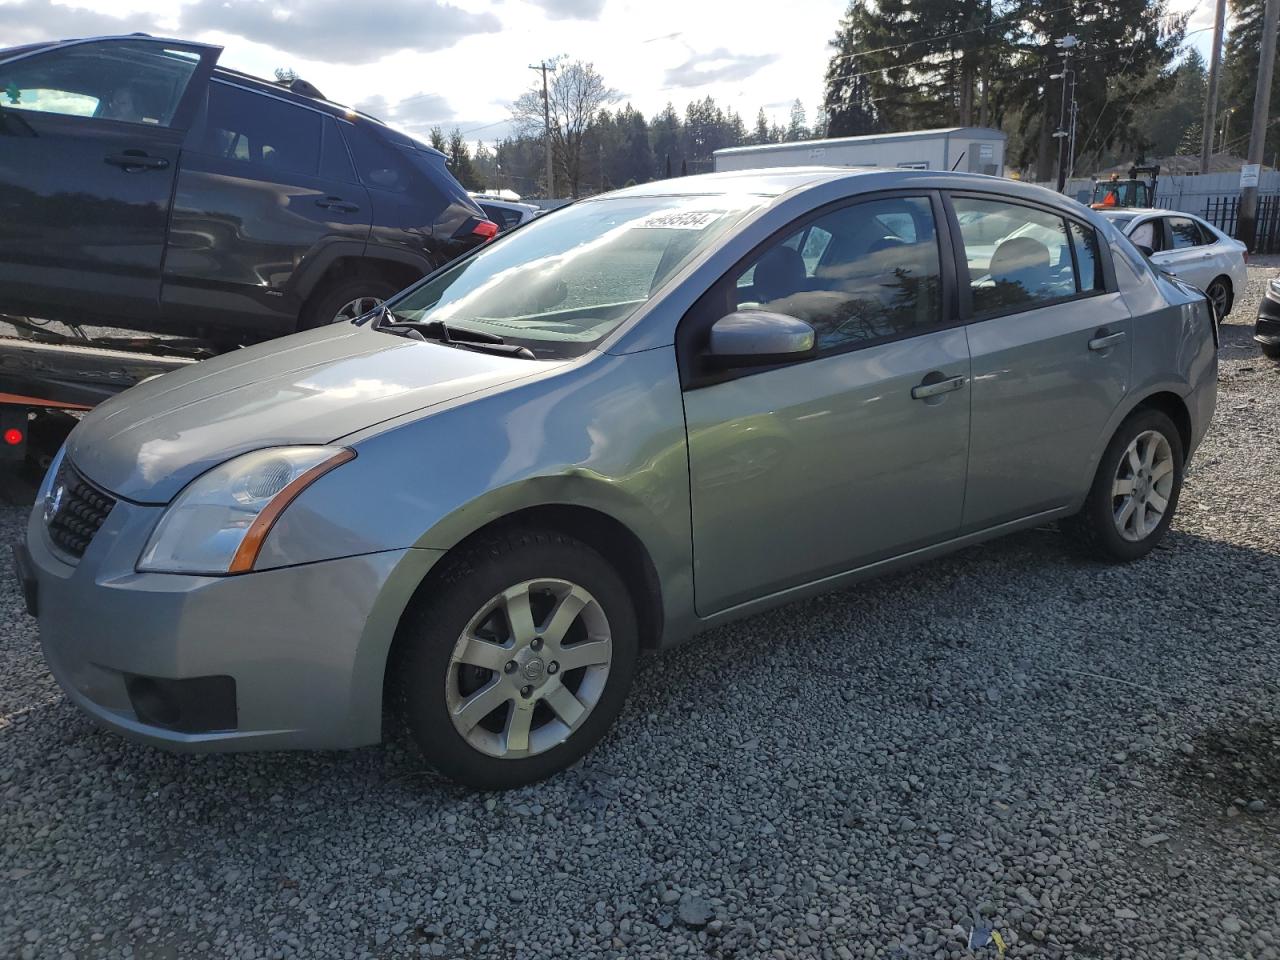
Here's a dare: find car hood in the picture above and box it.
[68,324,561,503]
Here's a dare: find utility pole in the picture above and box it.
[1052,35,1078,192]
[1200,0,1227,174]
[528,60,556,199]
[1240,0,1279,249]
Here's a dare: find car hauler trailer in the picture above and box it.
[713,127,1006,176]
[1,320,208,471]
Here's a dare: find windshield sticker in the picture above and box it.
[635,211,721,230]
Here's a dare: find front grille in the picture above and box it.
[46,459,116,560]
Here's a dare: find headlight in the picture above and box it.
[138,446,354,575]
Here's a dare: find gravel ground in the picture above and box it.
[2,262,1279,960]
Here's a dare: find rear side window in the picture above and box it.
[0,39,199,126]
[197,83,321,177]
[1168,217,1207,249]
[731,195,943,352]
[343,123,413,193]
[952,197,1079,314]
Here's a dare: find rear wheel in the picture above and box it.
[1065,409,1184,562]
[392,528,638,789]
[298,275,402,331]
[1259,340,1280,360]
[1205,277,1232,321]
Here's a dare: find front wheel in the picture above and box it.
[1259,340,1280,360]
[392,529,638,789]
[1065,409,1185,562]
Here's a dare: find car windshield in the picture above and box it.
[1103,213,1138,227]
[386,194,765,358]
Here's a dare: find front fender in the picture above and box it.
[259,348,697,641]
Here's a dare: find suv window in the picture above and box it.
[952,196,1079,314]
[197,82,321,177]
[732,195,942,352]
[1168,217,1207,249]
[0,39,199,126]
[343,123,413,193]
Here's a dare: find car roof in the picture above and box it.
[603,168,1098,215]
[1101,208,1203,221]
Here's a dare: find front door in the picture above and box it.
[0,38,217,325]
[949,194,1132,531]
[682,193,971,615]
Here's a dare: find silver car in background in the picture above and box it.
[17,169,1218,788]
[1099,207,1248,319]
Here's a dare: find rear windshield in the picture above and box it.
[386,194,765,359]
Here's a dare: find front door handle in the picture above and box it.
[316,196,359,213]
[104,151,169,171]
[911,375,966,399]
[1088,331,1126,352]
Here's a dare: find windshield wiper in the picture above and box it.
[368,304,536,358]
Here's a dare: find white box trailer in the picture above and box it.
[713,127,1006,177]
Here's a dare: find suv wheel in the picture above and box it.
[299,275,402,331]
[392,528,638,789]
[1065,408,1184,562]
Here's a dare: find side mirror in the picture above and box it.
[1134,243,1155,258]
[706,311,815,367]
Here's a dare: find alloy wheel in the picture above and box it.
[332,296,385,323]
[1112,429,1175,542]
[445,579,613,759]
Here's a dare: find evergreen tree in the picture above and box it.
[1136,49,1207,157]
[786,99,809,141]
[1222,0,1280,160]
[650,102,683,178]
[751,108,772,145]
[447,128,480,190]
[429,126,447,152]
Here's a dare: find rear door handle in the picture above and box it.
[1088,331,1126,351]
[104,151,169,171]
[911,375,966,399]
[316,196,359,213]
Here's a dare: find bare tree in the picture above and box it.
[512,60,618,197]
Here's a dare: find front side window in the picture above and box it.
[1129,219,1159,251]
[953,197,1078,314]
[388,194,765,359]
[196,84,321,177]
[730,196,942,352]
[0,40,199,125]
[1168,217,1206,249]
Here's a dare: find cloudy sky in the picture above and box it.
[2,0,1216,146]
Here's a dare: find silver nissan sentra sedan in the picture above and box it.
[16,169,1217,788]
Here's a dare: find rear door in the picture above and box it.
[161,79,373,339]
[951,194,1132,531]
[1152,216,1215,291]
[0,38,217,325]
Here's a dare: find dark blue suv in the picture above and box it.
[0,35,494,345]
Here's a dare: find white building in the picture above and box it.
[713,127,1006,177]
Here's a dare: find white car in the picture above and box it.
[1099,209,1248,318]
[470,195,540,233]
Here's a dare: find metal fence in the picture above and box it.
[1202,195,1280,254]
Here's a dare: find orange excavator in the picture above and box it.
[1090,164,1159,209]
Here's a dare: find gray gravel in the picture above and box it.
[3,261,1280,959]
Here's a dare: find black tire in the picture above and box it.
[1064,408,1185,562]
[1205,277,1232,322]
[298,274,402,331]
[1260,340,1280,360]
[391,528,638,789]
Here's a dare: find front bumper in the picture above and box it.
[21,494,442,752]
[1255,286,1280,348]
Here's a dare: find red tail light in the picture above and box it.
[472,219,499,240]
[3,427,23,446]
